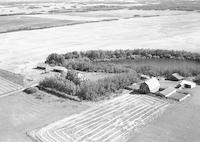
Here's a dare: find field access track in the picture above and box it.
[0,76,23,97]
[29,94,168,142]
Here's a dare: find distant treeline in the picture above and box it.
[129,1,200,11]
[46,49,200,63]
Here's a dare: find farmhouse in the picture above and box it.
[179,80,196,89]
[167,73,184,81]
[140,77,160,94]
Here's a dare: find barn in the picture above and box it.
[140,77,160,94]
[179,80,196,88]
[167,73,184,81]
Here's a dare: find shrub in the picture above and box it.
[65,70,82,85]
[193,75,200,85]
[39,71,138,101]
[39,76,77,96]
[63,60,130,73]
[24,87,38,94]
[77,71,139,101]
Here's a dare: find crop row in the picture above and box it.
[29,94,168,142]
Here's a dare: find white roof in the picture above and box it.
[180,80,196,87]
[140,74,150,79]
[144,77,160,92]
[53,66,67,71]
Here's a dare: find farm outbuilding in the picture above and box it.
[168,92,191,102]
[140,74,150,80]
[36,63,48,70]
[179,80,196,89]
[167,73,184,81]
[159,87,177,97]
[140,77,160,94]
[36,63,51,73]
[52,66,68,73]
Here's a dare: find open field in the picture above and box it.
[0,15,84,33]
[0,76,23,97]
[0,69,24,85]
[1,12,200,75]
[29,94,168,142]
[0,91,89,142]
[0,9,187,33]
[127,86,200,142]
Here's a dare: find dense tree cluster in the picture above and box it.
[45,49,200,77]
[39,71,139,101]
[77,71,138,101]
[61,70,84,85]
[193,75,200,85]
[39,76,77,96]
[46,49,200,63]
[64,60,130,73]
[129,1,200,11]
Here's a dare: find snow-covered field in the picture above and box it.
[1,12,200,74]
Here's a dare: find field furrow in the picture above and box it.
[0,76,23,96]
[29,94,168,142]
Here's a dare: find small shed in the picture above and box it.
[169,92,191,102]
[159,87,177,97]
[179,80,196,89]
[140,74,150,80]
[52,66,68,73]
[125,83,139,90]
[36,63,48,70]
[140,77,160,94]
[167,73,184,81]
[36,63,52,73]
[76,72,86,81]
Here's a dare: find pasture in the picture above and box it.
[29,94,168,142]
